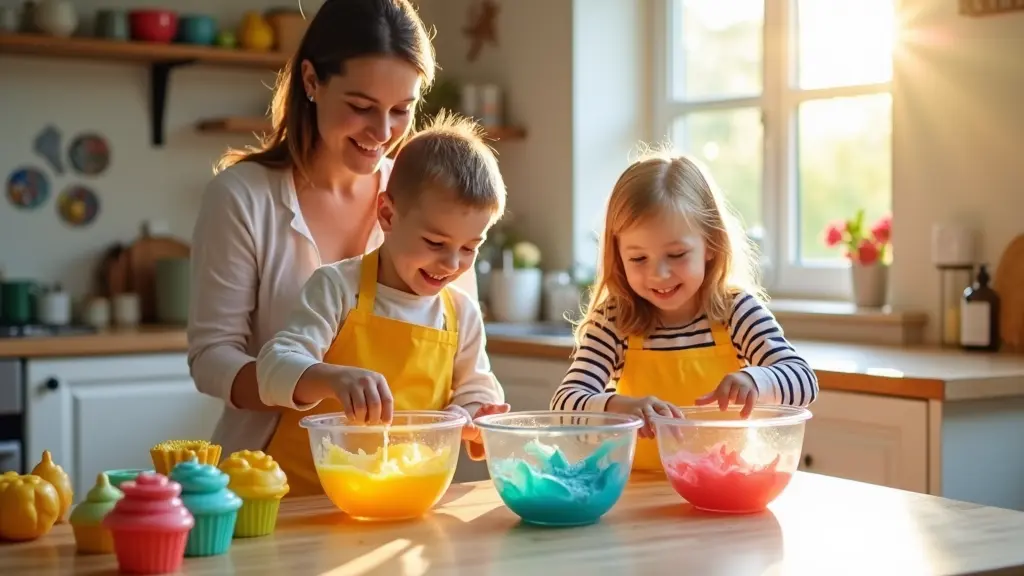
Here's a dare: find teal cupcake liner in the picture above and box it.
[185,511,238,557]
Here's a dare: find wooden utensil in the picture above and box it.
[126,234,190,323]
[992,233,1024,353]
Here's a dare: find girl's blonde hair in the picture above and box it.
[575,149,764,347]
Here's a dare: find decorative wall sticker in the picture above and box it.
[69,133,111,176]
[34,125,64,174]
[57,184,100,227]
[463,0,499,62]
[6,166,50,210]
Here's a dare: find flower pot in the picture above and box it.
[851,263,888,308]
[489,268,542,323]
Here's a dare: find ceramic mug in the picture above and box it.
[0,280,39,325]
[176,14,216,45]
[95,9,129,40]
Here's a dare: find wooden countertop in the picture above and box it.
[4,473,1024,575]
[0,327,187,359]
[485,331,1024,402]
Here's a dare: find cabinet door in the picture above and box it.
[452,355,570,483]
[799,390,928,492]
[26,354,223,499]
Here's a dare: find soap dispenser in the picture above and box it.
[960,264,1000,351]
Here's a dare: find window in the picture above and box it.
[653,0,896,299]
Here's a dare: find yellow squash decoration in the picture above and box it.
[32,450,74,523]
[0,472,61,541]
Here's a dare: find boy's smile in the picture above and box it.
[377,186,496,296]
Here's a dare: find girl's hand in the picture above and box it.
[444,403,511,460]
[695,372,759,418]
[606,395,683,439]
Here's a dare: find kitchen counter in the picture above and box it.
[0,326,187,358]
[5,474,1024,575]
[485,328,1024,401]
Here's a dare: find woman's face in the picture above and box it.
[302,56,422,175]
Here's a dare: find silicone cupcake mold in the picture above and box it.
[69,473,123,554]
[169,457,242,556]
[150,440,222,476]
[218,450,289,537]
[103,472,194,574]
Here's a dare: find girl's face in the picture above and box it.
[617,210,712,324]
[302,56,422,175]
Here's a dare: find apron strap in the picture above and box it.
[709,322,734,349]
[626,335,642,351]
[440,288,458,334]
[356,248,380,312]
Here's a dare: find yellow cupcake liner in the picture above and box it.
[73,525,115,554]
[150,440,222,476]
[233,498,281,538]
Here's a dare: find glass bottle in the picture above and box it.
[938,265,973,347]
[961,264,1000,351]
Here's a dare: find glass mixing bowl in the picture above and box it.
[300,410,466,521]
[653,405,812,514]
[476,411,643,527]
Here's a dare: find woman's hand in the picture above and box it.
[695,372,759,418]
[606,395,683,438]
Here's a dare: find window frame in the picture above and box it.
[651,0,892,300]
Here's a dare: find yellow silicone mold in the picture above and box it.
[150,440,222,476]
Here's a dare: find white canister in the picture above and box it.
[113,292,141,327]
[931,223,976,267]
[460,83,480,119]
[489,268,543,323]
[84,297,111,329]
[38,287,71,326]
[479,84,503,127]
[34,0,78,37]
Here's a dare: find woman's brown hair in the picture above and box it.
[215,0,436,177]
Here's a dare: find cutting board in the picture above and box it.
[126,235,191,323]
[993,233,1024,353]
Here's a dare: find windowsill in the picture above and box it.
[767,299,929,345]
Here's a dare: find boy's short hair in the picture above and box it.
[388,111,507,217]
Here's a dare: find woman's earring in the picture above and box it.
[307,93,314,103]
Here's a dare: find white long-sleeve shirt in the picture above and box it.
[187,159,479,457]
[256,254,503,413]
[550,291,819,412]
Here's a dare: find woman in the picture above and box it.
[187,0,477,459]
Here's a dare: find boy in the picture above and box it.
[256,113,508,495]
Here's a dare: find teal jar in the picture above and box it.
[169,458,243,557]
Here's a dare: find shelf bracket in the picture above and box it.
[149,59,197,147]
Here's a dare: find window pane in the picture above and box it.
[671,108,763,237]
[797,94,892,262]
[673,0,763,101]
[795,0,895,89]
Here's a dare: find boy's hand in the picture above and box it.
[605,395,682,439]
[444,403,511,461]
[325,366,394,425]
[695,372,758,418]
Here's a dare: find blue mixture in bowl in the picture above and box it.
[490,437,630,526]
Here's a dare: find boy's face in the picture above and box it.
[378,187,494,296]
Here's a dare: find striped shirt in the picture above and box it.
[549,291,819,413]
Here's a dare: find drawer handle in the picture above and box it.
[45,378,59,391]
[803,454,813,468]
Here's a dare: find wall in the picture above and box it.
[891,2,1024,342]
[0,0,318,298]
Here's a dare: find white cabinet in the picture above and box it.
[25,353,223,500]
[452,354,570,483]
[799,390,928,493]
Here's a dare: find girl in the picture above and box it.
[549,150,818,472]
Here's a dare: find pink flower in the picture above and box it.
[823,221,846,247]
[871,215,892,245]
[856,239,880,265]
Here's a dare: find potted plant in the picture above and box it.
[823,210,892,307]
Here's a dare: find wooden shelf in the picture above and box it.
[0,33,288,146]
[197,116,528,141]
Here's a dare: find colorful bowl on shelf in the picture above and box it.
[129,9,178,43]
[301,410,466,522]
[476,411,642,527]
[653,406,812,514]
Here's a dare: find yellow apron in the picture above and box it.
[264,248,459,496]
[615,322,745,473]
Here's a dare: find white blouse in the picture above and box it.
[186,159,478,456]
